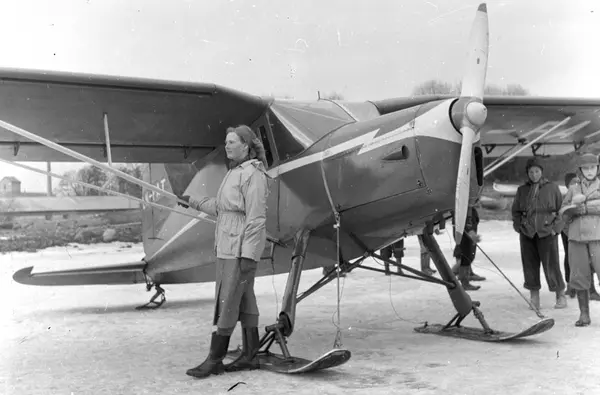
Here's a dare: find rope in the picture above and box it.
[449,228,545,319]
[474,241,546,319]
[318,162,343,349]
[333,213,343,348]
[371,254,427,326]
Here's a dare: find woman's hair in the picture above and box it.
[226,125,268,168]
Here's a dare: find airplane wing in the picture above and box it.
[492,182,568,197]
[373,96,600,158]
[0,67,269,163]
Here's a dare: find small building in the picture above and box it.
[0,176,21,196]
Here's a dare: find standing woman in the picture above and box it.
[561,153,600,326]
[177,125,271,378]
[511,157,566,310]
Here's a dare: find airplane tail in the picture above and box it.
[140,163,197,258]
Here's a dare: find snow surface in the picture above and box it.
[2,221,599,395]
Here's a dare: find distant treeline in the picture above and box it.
[55,164,144,198]
[486,154,581,185]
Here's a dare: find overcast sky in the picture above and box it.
[0,0,597,192]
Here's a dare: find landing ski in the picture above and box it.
[414,318,555,342]
[226,349,351,374]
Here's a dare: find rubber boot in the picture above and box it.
[589,281,600,301]
[575,290,591,327]
[225,327,260,372]
[186,332,231,378]
[566,284,576,298]
[529,290,540,310]
[554,289,567,309]
[459,265,480,291]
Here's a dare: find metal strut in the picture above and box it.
[0,157,203,222]
[0,118,192,209]
[483,117,571,178]
[257,228,311,361]
[419,231,496,335]
[103,113,113,166]
[0,119,284,246]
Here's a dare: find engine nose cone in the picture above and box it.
[465,101,487,127]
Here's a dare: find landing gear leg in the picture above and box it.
[136,281,166,310]
[414,231,555,342]
[227,228,351,374]
[420,232,473,318]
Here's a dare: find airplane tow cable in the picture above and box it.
[319,162,344,349]
[473,238,546,319]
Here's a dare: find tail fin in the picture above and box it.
[141,163,197,257]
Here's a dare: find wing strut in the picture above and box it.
[0,118,190,207]
[0,157,208,222]
[103,113,113,166]
[0,117,281,244]
[483,116,571,178]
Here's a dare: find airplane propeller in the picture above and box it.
[453,3,489,243]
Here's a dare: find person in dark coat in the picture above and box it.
[453,205,482,291]
[177,125,271,378]
[511,157,566,310]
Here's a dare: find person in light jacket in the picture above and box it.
[511,157,566,310]
[562,172,600,300]
[561,153,600,326]
[177,125,271,378]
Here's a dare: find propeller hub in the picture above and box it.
[465,101,487,128]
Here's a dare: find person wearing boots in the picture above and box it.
[562,172,579,298]
[381,240,405,275]
[451,201,486,282]
[511,157,566,310]
[177,125,271,378]
[560,153,600,326]
[561,172,600,301]
[453,205,482,291]
[417,236,437,276]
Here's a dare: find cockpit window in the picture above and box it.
[267,109,306,161]
[257,125,274,168]
[267,100,356,162]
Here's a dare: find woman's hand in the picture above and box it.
[467,230,482,244]
[572,194,586,205]
[176,195,190,209]
[239,257,258,274]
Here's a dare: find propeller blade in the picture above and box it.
[455,126,476,244]
[455,3,490,244]
[460,3,489,100]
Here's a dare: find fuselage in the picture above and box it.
[141,96,482,283]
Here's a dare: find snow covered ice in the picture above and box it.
[2,221,599,394]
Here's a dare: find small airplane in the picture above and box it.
[3,3,600,373]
